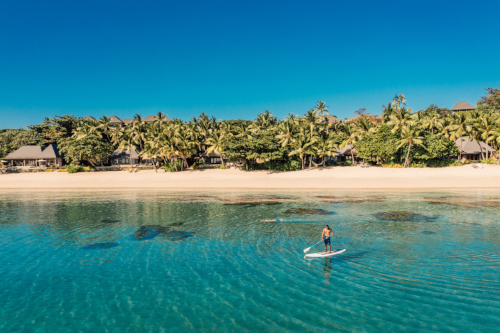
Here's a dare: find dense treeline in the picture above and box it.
[1,88,499,170]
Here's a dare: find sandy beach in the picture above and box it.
[1,164,499,189]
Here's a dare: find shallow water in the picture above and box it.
[0,189,499,332]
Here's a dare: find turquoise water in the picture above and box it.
[1,190,500,332]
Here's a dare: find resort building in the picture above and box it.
[450,102,475,112]
[338,144,360,162]
[455,137,495,160]
[109,147,141,165]
[199,151,228,165]
[3,144,64,167]
[109,147,157,166]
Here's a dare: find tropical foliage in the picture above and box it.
[2,89,500,169]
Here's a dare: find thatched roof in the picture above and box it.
[109,116,124,124]
[110,147,141,159]
[339,144,357,156]
[200,151,223,158]
[4,144,63,159]
[451,101,475,111]
[40,144,63,158]
[326,115,340,124]
[84,116,96,121]
[344,114,372,122]
[455,137,494,154]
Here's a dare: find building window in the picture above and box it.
[211,158,221,164]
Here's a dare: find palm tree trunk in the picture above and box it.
[459,135,463,160]
[351,150,355,165]
[479,141,485,160]
[219,153,225,167]
[130,147,133,168]
[309,155,311,168]
[404,143,412,167]
[322,156,326,167]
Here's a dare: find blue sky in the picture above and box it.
[1,0,499,128]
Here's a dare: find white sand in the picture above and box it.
[1,164,499,189]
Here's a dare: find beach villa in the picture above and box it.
[3,144,64,167]
[450,102,476,112]
[455,137,495,160]
[109,147,158,166]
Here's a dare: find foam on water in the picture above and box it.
[0,189,499,332]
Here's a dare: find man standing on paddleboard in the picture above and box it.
[321,225,334,253]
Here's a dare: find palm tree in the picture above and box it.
[277,115,298,148]
[387,107,414,135]
[391,94,407,111]
[303,109,320,139]
[396,125,425,167]
[118,132,136,168]
[355,117,377,136]
[175,126,196,170]
[314,133,338,166]
[473,114,498,159]
[315,101,329,129]
[289,135,314,170]
[338,122,360,165]
[73,123,99,140]
[422,112,442,135]
[448,113,468,160]
[98,116,113,143]
[206,131,227,167]
[130,114,148,151]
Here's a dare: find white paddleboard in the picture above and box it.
[305,249,346,258]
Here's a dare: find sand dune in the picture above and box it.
[1,164,499,189]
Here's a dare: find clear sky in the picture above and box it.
[1,0,499,128]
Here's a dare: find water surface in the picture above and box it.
[0,189,499,332]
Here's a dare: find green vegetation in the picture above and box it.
[1,88,500,169]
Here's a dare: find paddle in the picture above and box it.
[303,235,331,254]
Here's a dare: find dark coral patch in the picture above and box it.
[132,225,195,241]
[373,211,435,222]
[424,197,500,208]
[83,242,119,250]
[132,225,171,240]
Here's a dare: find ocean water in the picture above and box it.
[0,189,499,332]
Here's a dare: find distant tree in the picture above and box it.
[478,88,500,112]
[58,134,113,167]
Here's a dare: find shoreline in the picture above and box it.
[1,164,500,190]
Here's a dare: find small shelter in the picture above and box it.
[199,151,227,165]
[3,144,64,167]
[455,137,495,160]
[109,147,141,165]
[450,102,475,112]
[339,144,361,162]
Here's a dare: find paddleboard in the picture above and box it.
[305,249,346,258]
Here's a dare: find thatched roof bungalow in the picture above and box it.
[450,102,475,112]
[455,137,495,160]
[4,144,64,167]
